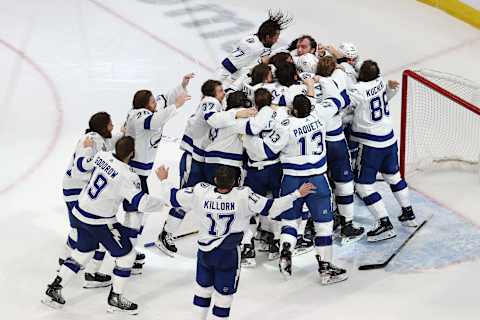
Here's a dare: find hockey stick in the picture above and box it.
[358,219,428,270]
[143,230,199,248]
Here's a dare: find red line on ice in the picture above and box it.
[87,0,215,73]
[0,38,63,195]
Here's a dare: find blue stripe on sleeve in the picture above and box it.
[204,112,215,121]
[326,97,342,109]
[260,199,274,216]
[130,191,146,208]
[263,143,278,160]
[245,121,254,135]
[144,114,153,129]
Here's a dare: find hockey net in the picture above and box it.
[400,69,480,179]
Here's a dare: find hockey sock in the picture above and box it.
[84,249,105,274]
[280,220,298,249]
[211,292,233,320]
[382,172,411,208]
[314,221,333,263]
[335,181,354,222]
[58,250,94,285]
[112,251,136,294]
[164,208,186,234]
[193,284,213,320]
[356,183,388,219]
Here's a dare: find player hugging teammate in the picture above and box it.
[41,9,417,318]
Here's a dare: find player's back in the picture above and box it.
[350,77,397,148]
[192,183,254,252]
[220,35,270,77]
[73,151,140,225]
[279,113,328,176]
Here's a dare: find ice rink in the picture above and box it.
[1,0,479,319]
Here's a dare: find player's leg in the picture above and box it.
[294,205,314,254]
[355,144,396,242]
[380,143,417,227]
[159,152,205,256]
[267,163,283,259]
[306,174,348,285]
[83,244,112,288]
[98,223,138,314]
[211,247,240,320]
[193,250,215,320]
[327,139,364,243]
[43,216,98,308]
[279,175,303,277]
[59,201,78,267]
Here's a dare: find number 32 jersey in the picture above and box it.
[348,77,398,148]
[161,182,302,252]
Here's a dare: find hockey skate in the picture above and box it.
[41,276,65,309]
[316,256,348,285]
[83,272,112,288]
[398,206,418,227]
[367,217,396,242]
[155,229,177,257]
[268,239,280,260]
[294,235,314,255]
[340,221,365,245]
[278,242,292,278]
[131,252,145,275]
[107,288,139,315]
[241,242,256,268]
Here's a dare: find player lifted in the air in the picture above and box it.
[348,60,417,242]
[216,10,292,83]
[42,137,169,314]
[156,165,315,320]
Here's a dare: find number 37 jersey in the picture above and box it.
[161,182,301,252]
[349,77,399,148]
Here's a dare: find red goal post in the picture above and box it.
[400,69,480,178]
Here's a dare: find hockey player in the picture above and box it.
[337,42,361,86]
[61,112,118,288]
[43,137,169,314]
[216,10,292,83]
[157,80,256,256]
[123,73,193,272]
[289,35,319,74]
[316,56,364,244]
[155,165,315,320]
[254,80,348,284]
[348,60,417,242]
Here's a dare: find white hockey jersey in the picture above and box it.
[217,35,272,80]
[260,82,307,107]
[160,182,301,251]
[72,151,165,225]
[62,132,112,203]
[260,97,343,176]
[349,77,398,148]
[124,85,184,176]
[180,97,237,163]
[293,53,319,74]
[204,118,249,168]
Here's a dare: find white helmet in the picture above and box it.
[338,42,359,60]
[293,53,318,74]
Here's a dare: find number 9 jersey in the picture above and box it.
[348,76,399,148]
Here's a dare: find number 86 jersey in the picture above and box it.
[349,77,399,148]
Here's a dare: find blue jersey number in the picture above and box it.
[87,174,108,199]
[369,92,389,122]
[299,132,323,156]
[206,213,235,236]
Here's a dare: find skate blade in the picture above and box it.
[241,258,257,268]
[107,305,139,315]
[41,297,64,309]
[154,242,176,258]
[400,219,418,228]
[83,281,112,289]
[340,234,365,246]
[320,274,349,285]
[367,230,397,242]
[293,246,314,256]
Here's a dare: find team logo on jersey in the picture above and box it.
[150,133,162,148]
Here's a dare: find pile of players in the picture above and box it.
[41,10,418,319]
